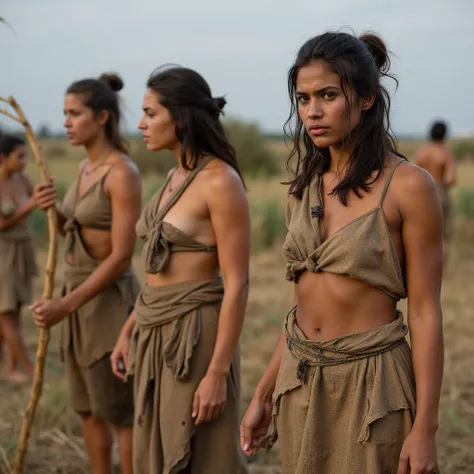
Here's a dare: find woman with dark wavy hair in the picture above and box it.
[111,66,249,474]
[241,32,443,474]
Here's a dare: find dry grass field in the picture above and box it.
[0,138,473,473]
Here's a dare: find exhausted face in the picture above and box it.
[296,59,366,149]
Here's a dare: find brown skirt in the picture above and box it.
[129,280,248,474]
[0,233,37,314]
[266,307,416,474]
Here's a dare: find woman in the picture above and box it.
[0,134,37,381]
[110,66,250,474]
[32,73,141,474]
[240,32,443,474]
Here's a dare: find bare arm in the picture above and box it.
[398,165,444,433]
[443,151,457,187]
[205,168,250,376]
[63,161,142,312]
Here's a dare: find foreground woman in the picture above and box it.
[241,32,443,474]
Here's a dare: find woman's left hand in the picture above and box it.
[192,371,227,426]
[29,298,71,328]
[397,427,439,474]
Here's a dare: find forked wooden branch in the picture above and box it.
[0,95,58,473]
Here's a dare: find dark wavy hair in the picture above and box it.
[0,133,25,157]
[66,72,127,154]
[147,65,244,184]
[285,31,404,204]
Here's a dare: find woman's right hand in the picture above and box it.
[240,395,273,456]
[110,332,131,382]
[34,178,57,211]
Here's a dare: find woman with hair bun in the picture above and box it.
[241,32,443,474]
[111,66,250,473]
[32,72,141,474]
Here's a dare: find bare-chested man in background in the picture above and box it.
[415,121,456,267]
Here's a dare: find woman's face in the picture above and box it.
[63,93,106,146]
[1,144,27,173]
[137,89,179,152]
[296,60,368,149]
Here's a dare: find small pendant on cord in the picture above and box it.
[311,205,324,218]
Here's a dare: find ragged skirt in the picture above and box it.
[268,307,416,474]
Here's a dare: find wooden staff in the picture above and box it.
[0,96,58,473]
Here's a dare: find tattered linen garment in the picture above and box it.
[265,308,416,474]
[129,156,247,474]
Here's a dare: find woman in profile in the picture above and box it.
[241,32,443,474]
[0,133,38,381]
[32,73,141,474]
[111,66,250,474]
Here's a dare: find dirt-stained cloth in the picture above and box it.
[59,168,140,367]
[265,307,416,474]
[0,219,38,313]
[129,279,247,474]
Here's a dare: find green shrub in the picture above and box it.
[251,199,286,251]
[453,140,474,162]
[456,188,474,219]
[224,118,280,177]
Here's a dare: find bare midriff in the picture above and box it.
[145,251,220,286]
[66,227,112,264]
[295,271,398,341]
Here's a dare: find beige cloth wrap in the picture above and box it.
[283,157,407,300]
[0,221,38,313]
[435,180,453,239]
[58,170,140,367]
[130,156,247,473]
[265,308,416,474]
[129,279,247,474]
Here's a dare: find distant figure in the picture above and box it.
[415,121,456,266]
[0,134,38,382]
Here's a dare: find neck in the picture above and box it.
[84,134,114,164]
[328,143,352,174]
[0,166,14,181]
[171,144,198,172]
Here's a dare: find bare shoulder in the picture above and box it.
[201,158,245,195]
[442,146,455,162]
[392,159,438,207]
[106,155,141,192]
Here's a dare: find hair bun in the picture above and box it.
[99,72,124,92]
[360,33,389,72]
[211,96,226,117]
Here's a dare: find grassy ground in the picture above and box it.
[0,139,473,473]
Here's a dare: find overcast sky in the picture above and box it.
[1,0,473,138]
